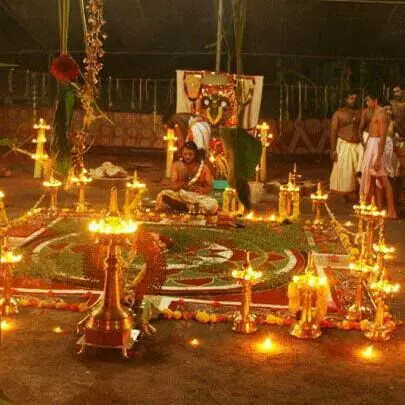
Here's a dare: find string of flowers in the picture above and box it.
[162,307,402,331]
[73,0,107,170]
[0,195,46,238]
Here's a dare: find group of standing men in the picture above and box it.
[329,85,405,218]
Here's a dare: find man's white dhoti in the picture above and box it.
[360,137,388,200]
[330,138,363,194]
[156,189,218,214]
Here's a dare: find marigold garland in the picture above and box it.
[161,307,402,331]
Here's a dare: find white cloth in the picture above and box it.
[330,138,363,194]
[188,116,211,151]
[382,137,399,178]
[156,189,218,214]
[360,137,388,199]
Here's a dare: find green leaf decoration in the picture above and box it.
[220,127,262,210]
[50,83,76,176]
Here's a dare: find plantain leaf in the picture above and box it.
[50,83,76,176]
[220,127,261,211]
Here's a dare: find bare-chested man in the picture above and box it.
[329,92,363,197]
[360,95,398,218]
[390,85,405,138]
[156,141,218,214]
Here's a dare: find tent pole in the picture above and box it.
[215,0,223,73]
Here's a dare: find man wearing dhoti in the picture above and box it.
[329,92,363,198]
[156,141,218,214]
[162,112,211,152]
[360,95,398,218]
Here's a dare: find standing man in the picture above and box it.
[360,95,398,218]
[390,84,405,137]
[329,91,363,199]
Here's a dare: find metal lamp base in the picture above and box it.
[364,323,394,342]
[290,321,322,340]
[232,320,258,334]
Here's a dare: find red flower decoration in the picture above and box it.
[50,54,79,82]
[211,301,221,309]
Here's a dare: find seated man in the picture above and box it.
[156,141,218,214]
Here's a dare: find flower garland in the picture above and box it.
[12,295,88,312]
[187,160,205,188]
[324,202,359,256]
[162,307,401,331]
[73,0,106,171]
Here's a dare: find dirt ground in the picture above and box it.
[1,148,405,405]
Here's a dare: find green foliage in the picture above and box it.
[14,248,84,280]
[50,83,76,177]
[50,218,89,236]
[220,127,262,211]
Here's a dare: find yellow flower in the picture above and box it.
[360,320,370,331]
[266,314,278,325]
[173,310,182,320]
[195,310,210,323]
[209,314,217,323]
[349,247,360,256]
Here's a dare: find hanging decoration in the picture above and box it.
[8,67,14,95]
[153,79,158,135]
[168,78,175,105]
[49,0,77,176]
[31,72,38,125]
[73,0,107,173]
[144,78,151,109]
[107,76,113,108]
[279,83,283,138]
[115,78,121,104]
[324,85,329,117]
[298,81,302,120]
[139,78,143,111]
[285,84,290,121]
[41,72,48,104]
[130,79,136,110]
[183,71,203,113]
[24,69,30,99]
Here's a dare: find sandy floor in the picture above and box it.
[0,148,405,405]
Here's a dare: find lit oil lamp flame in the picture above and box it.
[53,326,63,334]
[257,338,275,353]
[0,320,12,331]
[361,345,375,359]
[268,214,277,222]
[190,338,200,346]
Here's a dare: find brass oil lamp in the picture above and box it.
[231,252,262,334]
[310,182,328,230]
[0,238,22,316]
[77,187,138,358]
[289,252,327,340]
[71,167,93,212]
